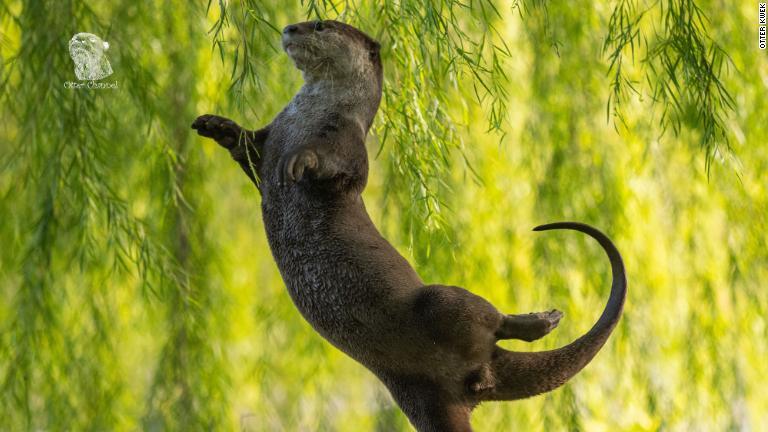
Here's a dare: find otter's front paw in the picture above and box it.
[192,114,242,149]
[279,149,319,186]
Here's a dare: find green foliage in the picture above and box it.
[604,0,736,172]
[1,0,766,431]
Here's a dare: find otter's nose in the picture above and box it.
[283,25,299,34]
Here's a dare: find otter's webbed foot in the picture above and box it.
[192,114,245,149]
[193,114,268,186]
[495,309,563,342]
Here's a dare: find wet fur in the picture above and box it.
[193,20,627,432]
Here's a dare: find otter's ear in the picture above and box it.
[368,41,381,60]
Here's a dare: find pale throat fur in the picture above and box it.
[281,22,381,144]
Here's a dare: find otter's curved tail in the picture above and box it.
[483,222,627,401]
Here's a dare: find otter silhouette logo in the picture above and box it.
[68,33,112,81]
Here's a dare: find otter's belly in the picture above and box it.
[259,188,431,369]
[260,197,392,353]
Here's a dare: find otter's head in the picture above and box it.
[281,20,382,83]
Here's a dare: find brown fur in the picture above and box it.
[192,20,627,431]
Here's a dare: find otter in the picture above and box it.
[192,20,626,432]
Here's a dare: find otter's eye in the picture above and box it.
[313,21,324,32]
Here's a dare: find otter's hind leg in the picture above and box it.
[380,375,473,432]
[413,285,503,358]
[495,310,563,342]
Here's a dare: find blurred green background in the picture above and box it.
[1,0,766,430]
